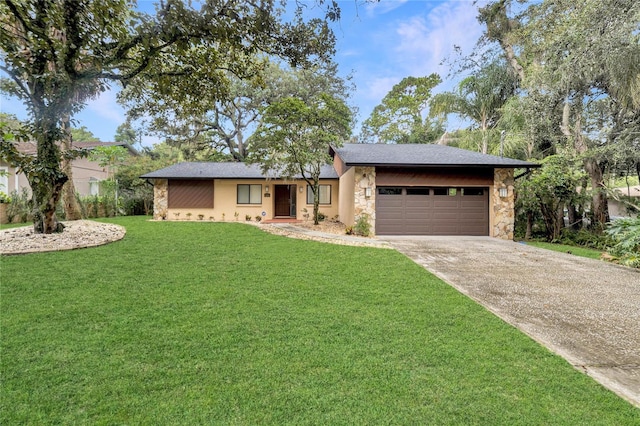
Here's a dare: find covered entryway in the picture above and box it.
[376,187,489,235]
[274,185,297,217]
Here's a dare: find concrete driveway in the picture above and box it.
[381,236,640,407]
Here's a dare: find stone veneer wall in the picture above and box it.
[354,166,376,233]
[493,168,515,240]
[153,179,168,220]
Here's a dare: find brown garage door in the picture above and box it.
[376,187,489,235]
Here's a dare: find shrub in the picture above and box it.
[556,229,613,251]
[122,196,148,216]
[6,188,31,223]
[606,218,640,268]
[353,214,371,237]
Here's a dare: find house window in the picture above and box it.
[462,187,484,196]
[406,187,430,195]
[169,180,214,208]
[89,178,100,196]
[434,188,457,196]
[237,184,262,204]
[378,187,402,195]
[307,185,331,204]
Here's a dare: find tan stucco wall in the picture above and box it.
[338,167,355,226]
[1,157,109,197]
[157,178,339,222]
[71,157,109,195]
[0,162,30,195]
[492,168,515,240]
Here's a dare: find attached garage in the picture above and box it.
[374,167,493,236]
[330,144,539,239]
[376,186,489,235]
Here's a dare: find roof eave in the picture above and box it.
[342,162,540,168]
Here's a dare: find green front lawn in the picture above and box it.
[1,217,637,424]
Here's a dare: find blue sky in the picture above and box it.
[0,0,486,146]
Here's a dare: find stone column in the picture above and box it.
[354,166,376,234]
[153,179,168,220]
[493,168,515,240]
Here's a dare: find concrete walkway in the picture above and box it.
[380,236,640,407]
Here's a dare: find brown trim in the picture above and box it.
[376,167,493,186]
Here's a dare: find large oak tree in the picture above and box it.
[0,0,338,233]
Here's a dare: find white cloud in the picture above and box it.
[140,134,161,148]
[365,76,403,101]
[86,89,125,123]
[394,1,484,78]
[365,0,410,17]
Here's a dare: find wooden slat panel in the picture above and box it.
[168,180,213,209]
[376,168,493,186]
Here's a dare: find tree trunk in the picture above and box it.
[313,184,320,225]
[61,175,82,220]
[561,98,609,231]
[31,117,68,234]
[584,157,609,230]
[525,211,533,240]
[539,200,563,241]
[61,116,82,220]
[481,128,488,154]
[567,203,581,230]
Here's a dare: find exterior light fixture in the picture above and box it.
[499,187,508,198]
[299,186,304,193]
[264,186,269,193]
[365,187,372,197]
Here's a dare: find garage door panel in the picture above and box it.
[376,186,489,236]
[377,221,406,234]
[405,198,431,208]
[433,198,458,208]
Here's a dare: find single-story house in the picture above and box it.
[141,143,539,239]
[0,141,137,197]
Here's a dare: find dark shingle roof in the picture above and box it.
[141,162,339,179]
[331,144,539,168]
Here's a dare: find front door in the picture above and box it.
[274,185,297,217]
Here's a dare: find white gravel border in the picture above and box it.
[1,220,126,255]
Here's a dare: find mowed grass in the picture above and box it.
[525,241,604,260]
[1,217,638,424]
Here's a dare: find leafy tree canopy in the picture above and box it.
[0,0,340,233]
[121,58,353,162]
[249,93,352,224]
[70,126,99,142]
[360,74,444,144]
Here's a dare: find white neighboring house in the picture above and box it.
[0,141,137,197]
[609,185,640,219]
